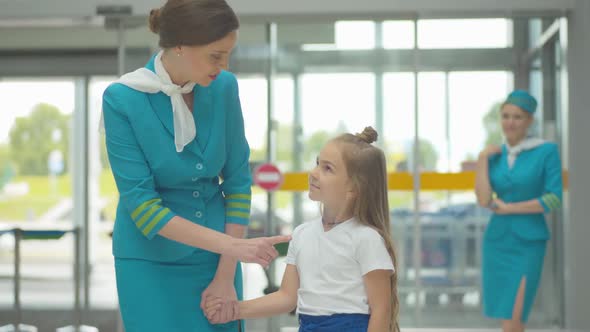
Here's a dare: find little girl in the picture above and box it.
[206,127,400,332]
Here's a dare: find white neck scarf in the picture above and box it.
[506,137,545,169]
[100,51,196,152]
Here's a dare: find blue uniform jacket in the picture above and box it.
[102,56,252,262]
[486,142,562,241]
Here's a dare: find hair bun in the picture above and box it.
[148,8,161,34]
[356,126,378,144]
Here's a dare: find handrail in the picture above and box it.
[277,171,569,191]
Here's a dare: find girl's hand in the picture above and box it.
[204,297,239,323]
[200,278,238,324]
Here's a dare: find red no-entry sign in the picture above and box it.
[253,163,283,191]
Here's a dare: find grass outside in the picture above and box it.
[0,170,117,221]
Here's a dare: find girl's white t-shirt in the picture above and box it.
[285,217,395,316]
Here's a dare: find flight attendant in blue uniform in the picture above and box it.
[101,1,290,331]
[475,90,562,332]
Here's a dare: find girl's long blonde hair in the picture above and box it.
[332,126,400,332]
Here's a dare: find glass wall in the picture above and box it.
[0,78,77,309]
[0,14,568,331]
[236,17,564,329]
[88,76,119,309]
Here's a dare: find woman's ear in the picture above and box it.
[174,45,183,56]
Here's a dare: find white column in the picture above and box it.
[565,0,590,329]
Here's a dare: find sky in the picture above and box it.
[0,80,75,142]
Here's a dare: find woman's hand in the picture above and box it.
[200,278,238,324]
[488,198,512,214]
[479,145,502,159]
[224,235,291,268]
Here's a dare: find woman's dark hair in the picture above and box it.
[148,0,239,48]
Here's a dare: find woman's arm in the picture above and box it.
[199,224,245,324]
[159,219,287,266]
[490,198,545,214]
[491,144,563,215]
[214,224,246,281]
[206,264,300,320]
[475,145,501,207]
[364,269,392,332]
[104,84,289,266]
[212,71,252,278]
[537,144,563,213]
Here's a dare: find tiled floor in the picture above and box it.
[281,330,575,332]
[398,330,577,332]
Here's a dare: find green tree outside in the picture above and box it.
[0,144,15,191]
[483,102,503,146]
[9,103,70,176]
[395,139,439,171]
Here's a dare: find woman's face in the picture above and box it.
[177,30,237,86]
[500,103,533,143]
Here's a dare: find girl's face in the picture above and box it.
[308,141,355,211]
[176,30,237,87]
[501,103,533,144]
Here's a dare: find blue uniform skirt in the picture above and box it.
[298,313,370,332]
[115,250,243,332]
[482,231,546,323]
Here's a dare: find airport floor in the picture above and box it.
[0,236,566,331]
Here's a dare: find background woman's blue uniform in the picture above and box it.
[483,142,562,322]
[103,54,251,331]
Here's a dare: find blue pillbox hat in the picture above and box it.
[505,90,537,114]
